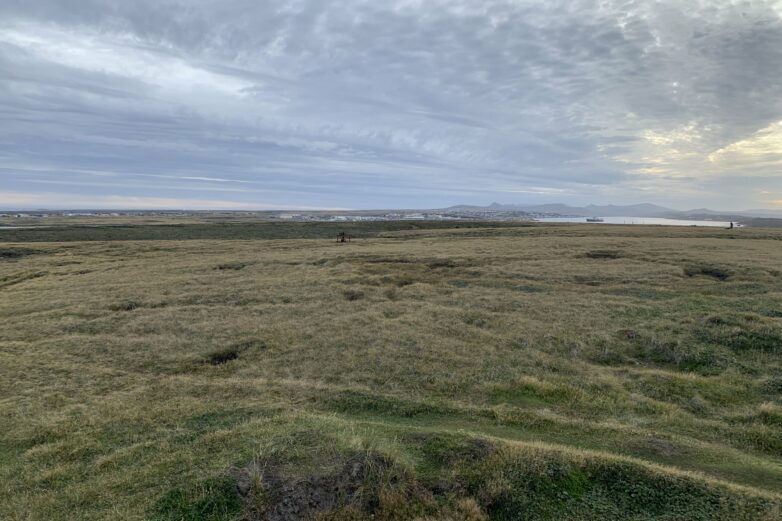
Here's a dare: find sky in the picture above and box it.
[1,0,782,211]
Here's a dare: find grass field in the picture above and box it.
[1,221,781,520]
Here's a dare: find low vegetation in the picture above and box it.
[1,221,781,520]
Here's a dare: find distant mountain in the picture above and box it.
[515,203,587,215]
[671,208,782,219]
[575,203,675,217]
[444,202,675,217]
[727,208,782,218]
[441,202,782,221]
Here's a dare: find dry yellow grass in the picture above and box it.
[1,222,781,519]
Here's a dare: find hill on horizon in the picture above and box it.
[444,202,782,218]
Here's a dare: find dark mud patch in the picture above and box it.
[427,259,459,269]
[216,261,252,271]
[235,455,395,521]
[342,288,365,301]
[514,284,543,293]
[109,299,167,311]
[683,264,731,281]
[204,339,268,366]
[573,275,604,286]
[206,348,240,365]
[582,249,622,260]
[110,299,143,311]
[363,257,418,265]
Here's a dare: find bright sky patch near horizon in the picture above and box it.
[1,0,781,211]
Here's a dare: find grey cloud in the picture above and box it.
[1,1,781,209]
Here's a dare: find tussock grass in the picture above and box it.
[1,222,782,519]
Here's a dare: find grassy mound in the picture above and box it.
[154,427,780,521]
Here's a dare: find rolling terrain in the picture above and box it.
[1,221,781,520]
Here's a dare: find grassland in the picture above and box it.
[1,221,781,520]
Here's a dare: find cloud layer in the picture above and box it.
[1,0,781,210]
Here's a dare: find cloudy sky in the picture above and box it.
[1,0,781,210]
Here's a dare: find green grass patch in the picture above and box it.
[153,474,242,521]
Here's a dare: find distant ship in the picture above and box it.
[586,217,604,222]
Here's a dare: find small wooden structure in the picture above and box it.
[336,232,352,243]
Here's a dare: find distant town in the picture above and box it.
[0,208,567,223]
[2,203,782,227]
